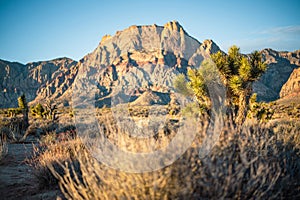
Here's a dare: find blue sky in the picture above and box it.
[0,0,299,63]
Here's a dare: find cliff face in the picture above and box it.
[0,22,299,108]
[253,49,300,101]
[280,67,300,99]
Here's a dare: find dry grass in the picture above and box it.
[32,116,300,200]
[29,133,83,189]
[0,134,8,161]
[0,117,25,142]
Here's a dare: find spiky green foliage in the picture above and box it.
[31,103,45,118]
[44,100,58,120]
[7,108,21,117]
[174,74,193,96]
[187,68,209,106]
[174,60,223,114]
[18,94,27,110]
[17,94,29,129]
[211,46,267,125]
[248,93,274,123]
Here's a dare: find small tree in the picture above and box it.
[211,46,267,125]
[18,94,27,110]
[18,94,29,130]
[175,46,267,125]
[44,100,58,120]
[248,93,273,123]
[174,60,223,116]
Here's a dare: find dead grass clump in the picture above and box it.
[0,135,8,161]
[0,117,25,142]
[29,134,84,189]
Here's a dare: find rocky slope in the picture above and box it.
[280,67,300,98]
[0,58,77,108]
[253,49,300,101]
[0,21,299,108]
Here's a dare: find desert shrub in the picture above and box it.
[30,101,58,120]
[44,100,58,120]
[47,119,300,199]
[0,117,25,142]
[29,134,83,189]
[30,103,46,118]
[39,132,57,146]
[22,120,58,140]
[181,102,201,118]
[0,134,8,161]
[48,145,175,200]
[57,124,76,135]
[272,121,300,149]
[7,108,22,117]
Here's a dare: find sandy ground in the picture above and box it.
[0,139,62,200]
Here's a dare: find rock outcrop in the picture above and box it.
[280,67,300,98]
[253,49,300,101]
[73,21,205,107]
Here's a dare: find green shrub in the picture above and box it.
[30,103,46,118]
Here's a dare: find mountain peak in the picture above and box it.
[200,39,221,54]
[163,20,185,33]
[100,34,112,45]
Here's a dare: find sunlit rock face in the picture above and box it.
[280,67,300,99]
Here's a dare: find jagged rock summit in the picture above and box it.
[74,21,224,107]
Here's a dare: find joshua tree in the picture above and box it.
[212,47,267,125]
[175,46,267,125]
[44,100,58,120]
[174,59,223,116]
[18,94,29,129]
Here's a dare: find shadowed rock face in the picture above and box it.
[0,22,299,108]
[253,49,300,102]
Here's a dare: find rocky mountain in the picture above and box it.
[253,49,300,101]
[0,21,299,108]
[280,67,300,99]
[73,21,221,108]
[0,58,77,108]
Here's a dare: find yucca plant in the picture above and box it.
[212,47,267,125]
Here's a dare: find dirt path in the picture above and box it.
[0,140,62,200]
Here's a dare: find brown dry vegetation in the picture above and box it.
[30,113,300,200]
[1,103,300,199]
[0,135,7,161]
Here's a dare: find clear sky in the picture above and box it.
[0,0,299,63]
